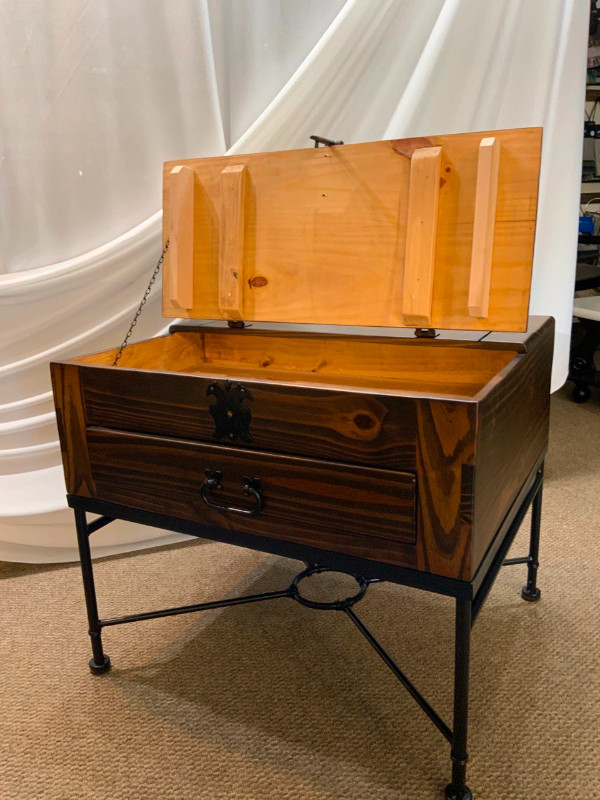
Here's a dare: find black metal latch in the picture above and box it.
[207,380,253,443]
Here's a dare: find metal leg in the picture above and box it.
[521,468,543,603]
[445,598,472,800]
[74,508,111,674]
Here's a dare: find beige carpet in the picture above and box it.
[1,386,599,800]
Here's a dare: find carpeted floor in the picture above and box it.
[1,385,599,800]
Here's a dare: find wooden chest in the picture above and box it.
[51,127,552,584]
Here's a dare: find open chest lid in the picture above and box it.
[162,127,542,332]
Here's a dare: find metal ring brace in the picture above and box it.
[290,565,370,611]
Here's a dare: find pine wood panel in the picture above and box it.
[162,127,542,331]
[74,328,517,398]
[74,332,204,369]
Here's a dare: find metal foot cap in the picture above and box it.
[88,654,111,674]
[521,586,541,602]
[445,785,472,800]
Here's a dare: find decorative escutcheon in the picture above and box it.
[200,469,263,516]
[207,380,253,443]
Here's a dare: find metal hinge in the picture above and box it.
[414,328,438,339]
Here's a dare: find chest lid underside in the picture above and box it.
[162,127,542,332]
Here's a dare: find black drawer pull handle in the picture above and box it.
[200,469,263,516]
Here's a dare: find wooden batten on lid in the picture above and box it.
[401,145,442,327]
[166,165,195,310]
[218,164,247,321]
[468,136,501,319]
[162,127,542,332]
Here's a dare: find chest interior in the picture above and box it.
[75,327,519,400]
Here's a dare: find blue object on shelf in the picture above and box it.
[579,216,595,234]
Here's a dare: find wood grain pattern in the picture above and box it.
[162,128,542,331]
[402,146,442,326]
[74,328,517,399]
[470,317,554,573]
[167,165,195,309]
[219,164,247,320]
[50,363,95,496]
[73,331,204,369]
[54,319,553,582]
[415,399,476,580]
[200,332,515,388]
[87,428,418,561]
[468,137,500,318]
[82,367,417,470]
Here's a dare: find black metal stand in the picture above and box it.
[502,465,543,603]
[75,508,111,674]
[446,598,472,800]
[70,463,544,800]
[522,477,543,602]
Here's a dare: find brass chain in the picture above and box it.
[112,239,170,367]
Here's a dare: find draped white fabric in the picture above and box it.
[0,0,588,562]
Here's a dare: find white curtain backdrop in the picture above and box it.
[0,0,588,562]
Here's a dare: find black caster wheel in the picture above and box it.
[88,654,111,674]
[571,384,590,404]
[445,785,472,800]
[521,585,541,602]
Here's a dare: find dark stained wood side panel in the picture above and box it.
[81,368,417,470]
[415,400,476,580]
[87,428,418,566]
[471,317,554,575]
[50,362,95,496]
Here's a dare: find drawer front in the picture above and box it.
[87,428,417,559]
[81,368,416,471]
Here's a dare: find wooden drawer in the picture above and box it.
[87,428,417,562]
[81,367,416,471]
